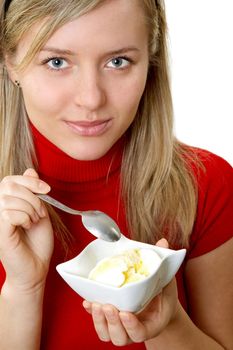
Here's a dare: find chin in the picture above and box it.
[63,137,118,160]
[68,147,111,161]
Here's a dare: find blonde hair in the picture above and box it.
[0,0,199,248]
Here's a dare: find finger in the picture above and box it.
[103,305,130,346]
[91,303,110,342]
[156,238,169,248]
[23,168,39,178]
[0,182,47,218]
[0,195,40,224]
[1,174,50,195]
[83,300,92,315]
[23,169,49,218]
[1,209,34,231]
[119,312,147,343]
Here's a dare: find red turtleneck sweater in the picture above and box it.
[0,125,232,349]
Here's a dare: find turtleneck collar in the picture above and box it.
[30,123,125,185]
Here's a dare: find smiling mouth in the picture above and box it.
[65,119,112,136]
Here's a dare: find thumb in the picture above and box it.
[23,168,51,194]
[23,168,39,178]
[156,238,169,249]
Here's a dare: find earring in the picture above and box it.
[14,80,20,87]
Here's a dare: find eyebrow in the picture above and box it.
[40,46,140,56]
[40,47,76,56]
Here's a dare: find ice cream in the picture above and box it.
[88,248,161,287]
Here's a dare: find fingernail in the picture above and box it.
[99,335,109,342]
[83,301,90,309]
[38,181,50,192]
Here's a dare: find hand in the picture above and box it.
[83,239,179,346]
[0,168,54,294]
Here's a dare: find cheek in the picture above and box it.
[116,74,146,119]
[21,77,67,116]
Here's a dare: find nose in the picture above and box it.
[74,68,106,112]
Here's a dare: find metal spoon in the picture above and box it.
[37,194,121,242]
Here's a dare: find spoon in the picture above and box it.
[37,194,121,242]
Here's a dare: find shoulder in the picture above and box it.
[187,146,232,185]
[185,147,233,258]
[192,147,233,215]
[183,146,232,200]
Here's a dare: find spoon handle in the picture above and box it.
[37,194,82,215]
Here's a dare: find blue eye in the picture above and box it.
[47,58,68,70]
[107,57,131,69]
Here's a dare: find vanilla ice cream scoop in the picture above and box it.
[88,248,161,287]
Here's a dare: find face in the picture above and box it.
[12,0,149,160]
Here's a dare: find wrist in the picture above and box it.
[1,278,46,303]
[166,300,184,327]
[0,280,45,350]
[145,302,191,349]
[145,302,224,350]
[159,302,190,338]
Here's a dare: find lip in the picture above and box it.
[65,119,112,136]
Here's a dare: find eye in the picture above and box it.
[46,57,69,70]
[107,57,131,69]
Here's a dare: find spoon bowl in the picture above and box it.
[37,194,121,242]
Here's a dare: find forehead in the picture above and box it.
[17,0,148,55]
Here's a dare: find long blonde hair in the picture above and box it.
[0,0,199,248]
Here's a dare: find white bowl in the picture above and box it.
[56,235,186,313]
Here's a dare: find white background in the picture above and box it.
[165,0,233,165]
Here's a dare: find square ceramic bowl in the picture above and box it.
[56,235,186,313]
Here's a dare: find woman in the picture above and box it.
[0,0,232,349]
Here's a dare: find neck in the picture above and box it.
[30,123,125,186]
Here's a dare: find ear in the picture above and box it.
[4,54,19,84]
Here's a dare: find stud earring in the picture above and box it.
[14,80,20,87]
